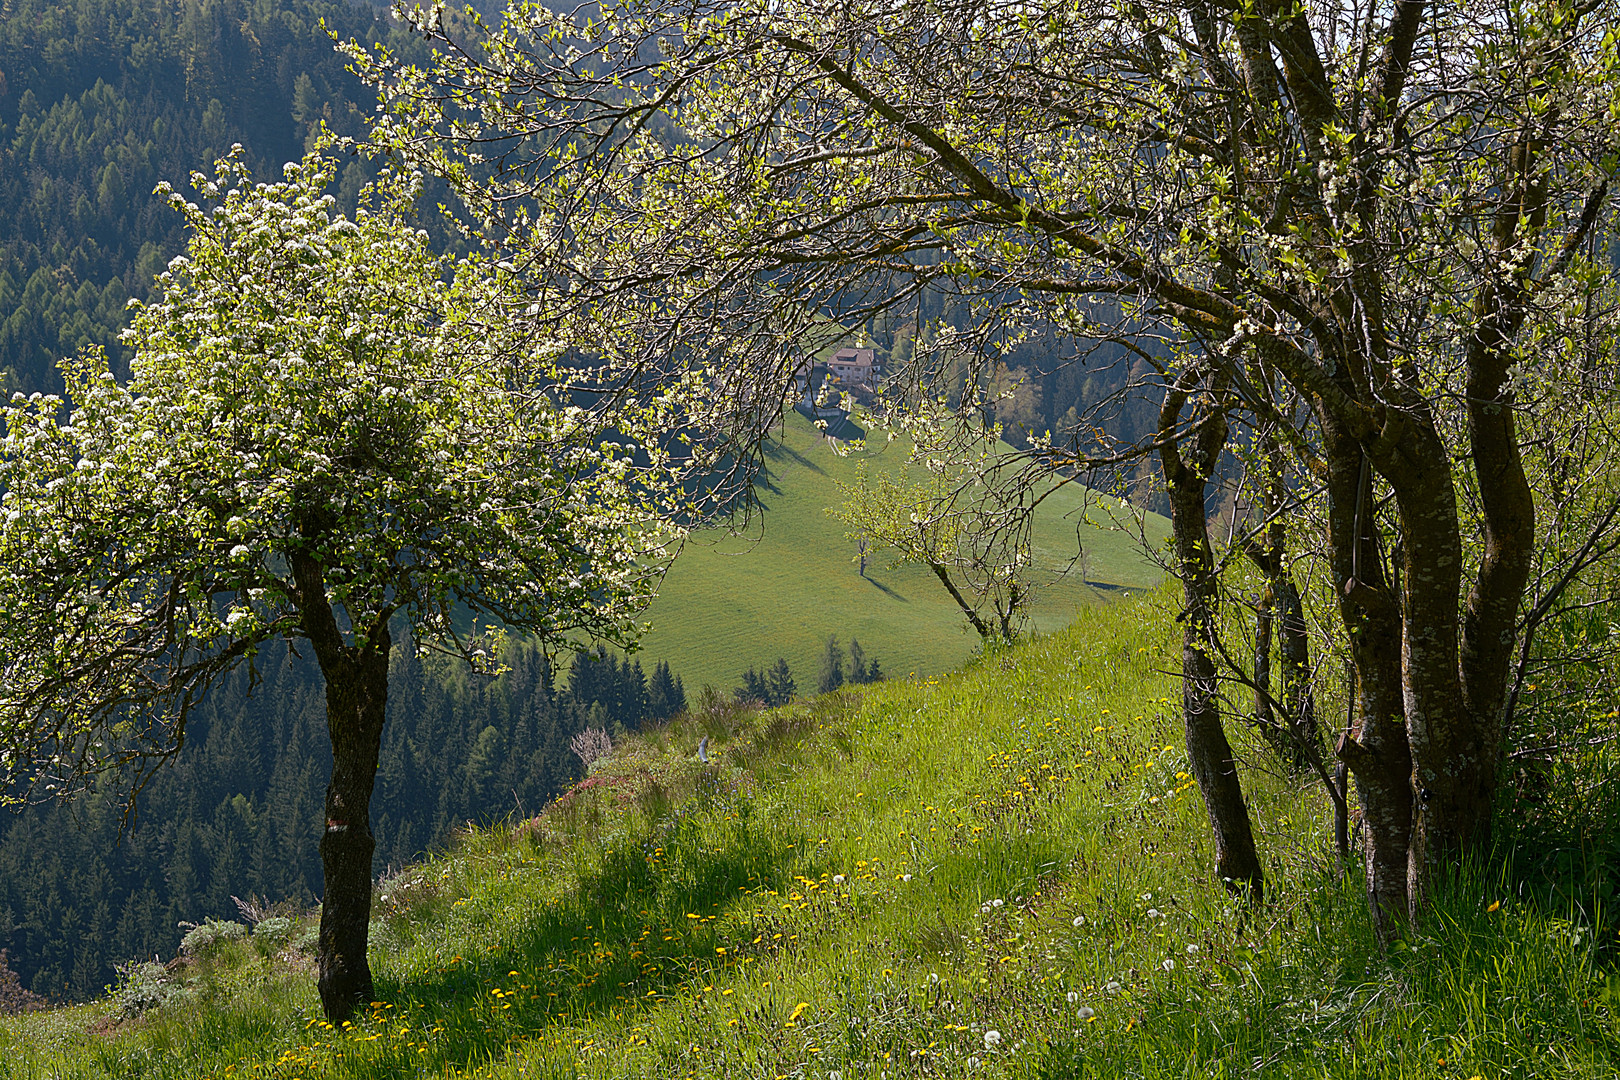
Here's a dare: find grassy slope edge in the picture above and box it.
[2,593,1617,1079]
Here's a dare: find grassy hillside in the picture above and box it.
[638,410,1166,691]
[5,593,1617,1079]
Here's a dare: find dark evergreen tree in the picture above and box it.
[766,658,796,706]
[848,639,882,685]
[648,660,685,720]
[817,636,846,694]
[736,666,770,704]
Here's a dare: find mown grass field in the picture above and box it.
[636,411,1166,692]
[5,592,1617,1079]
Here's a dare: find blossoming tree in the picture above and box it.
[0,151,682,1021]
[356,0,1620,931]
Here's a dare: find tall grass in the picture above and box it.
[2,591,1616,1078]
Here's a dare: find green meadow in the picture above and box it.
[637,411,1166,691]
[5,593,1616,1079]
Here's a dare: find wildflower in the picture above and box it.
[901,873,912,882]
[1146,908,1162,919]
[1077,1006,1095,1020]
[1072,915,1085,927]
[1161,958,1175,971]
[1104,980,1121,992]
[983,1030,1002,1049]
[833,875,846,884]
[992,898,1004,908]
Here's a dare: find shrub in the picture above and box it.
[0,948,42,1015]
[571,727,613,770]
[178,918,247,957]
[111,960,197,1019]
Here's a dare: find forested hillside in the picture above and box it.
[0,637,687,1001]
[0,0,415,394]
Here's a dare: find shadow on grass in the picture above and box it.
[369,799,804,1072]
[765,440,828,477]
[862,574,906,601]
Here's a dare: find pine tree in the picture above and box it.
[818,637,846,694]
[766,659,796,706]
[736,667,770,704]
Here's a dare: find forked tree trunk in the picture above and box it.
[1161,371,1265,901]
[291,550,393,1023]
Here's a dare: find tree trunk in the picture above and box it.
[291,550,392,1023]
[1273,574,1316,748]
[1377,413,1466,922]
[1253,586,1274,731]
[1161,370,1264,901]
[929,561,995,642]
[1324,430,1411,939]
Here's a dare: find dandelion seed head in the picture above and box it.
[983,1030,1002,1049]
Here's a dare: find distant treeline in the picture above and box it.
[0,637,686,1002]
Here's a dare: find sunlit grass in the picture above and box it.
[2,590,1617,1078]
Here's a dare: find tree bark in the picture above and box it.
[1161,369,1264,901]
[929,560,997,642]
[1372,409,1466,922]
[291,550,392,1023]
[1241,435,1317,770]
[1324,428,1411,938]
[1253,585,1274,731]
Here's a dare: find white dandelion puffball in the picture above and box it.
[1067,991,1079,1003]
[1186,944,1200,954]
[983,1029,1002,1049]
[1161,958,1176,971]
[1146,908,1162,919]
[1077,1006,1095,1020]
[1072,915,1086,927]
[833,874,845,884]
[901,873,912,882]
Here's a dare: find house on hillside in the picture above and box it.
[792,357,847,422]
[792,343,883,425]
[827,346,878,391]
